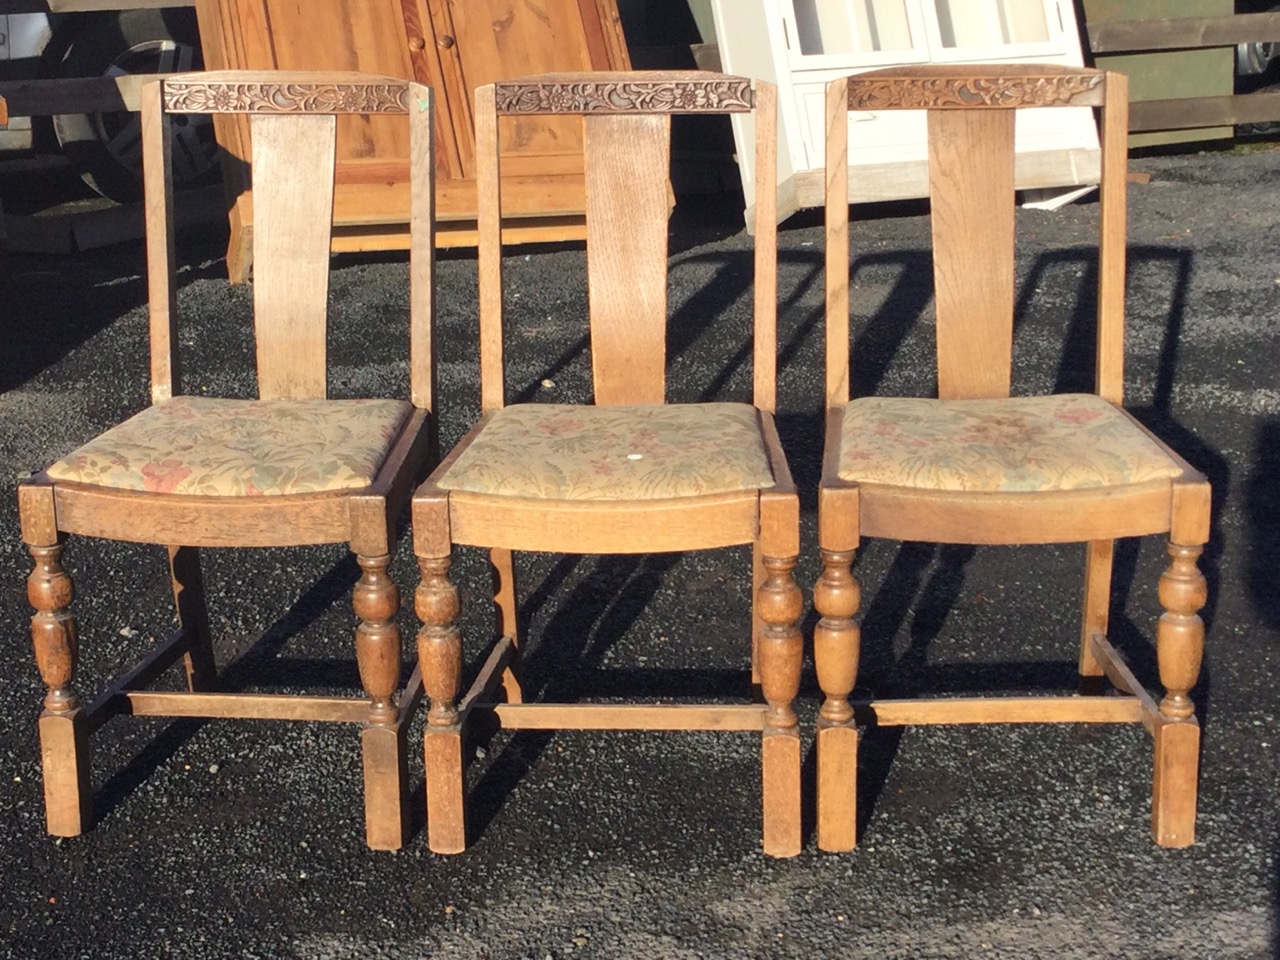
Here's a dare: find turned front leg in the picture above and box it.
[757,553,803,858]
[1152,541,1206,847]
[416,554,466,853]
[814,548,861,852]
[353,552,408,850]
[354,553,401,725]
[28,542,91,836]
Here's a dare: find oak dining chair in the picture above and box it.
[18,71,438,850]
[813,66,1210,851]
[411,71,804,857]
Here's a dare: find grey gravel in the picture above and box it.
[0,144,1277,958]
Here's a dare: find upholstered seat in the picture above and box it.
[838,393,1182,492]
[47,396,412,496]
[438,402,775,500]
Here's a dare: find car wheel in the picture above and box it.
[1236,4,1280,136]
[1237,35,1277,78]
[50,9,220,203]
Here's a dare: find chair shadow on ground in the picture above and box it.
[460,235,1232,849]
[92,550,371,825]
[464,243,777,843]
[0,205,232,397]
[457,241,968,845]
[1246,418,1280,632]
[840,244,1230,843]
[1250,425,1279,960]
[1274,834,1280,960]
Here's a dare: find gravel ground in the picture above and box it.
[0,142,1277,959]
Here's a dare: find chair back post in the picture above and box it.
[751,80,779,415]
[142,79,179,404]
[832,66,1112,402]
[407,81,437,413]
[823,75,851,411]
[475,82,506,414]
[1096,70,1129,405]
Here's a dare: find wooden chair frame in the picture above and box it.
[813,66,1211,851]
[17,71,438,850]
[412,72,804,857]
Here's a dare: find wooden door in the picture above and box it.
[421,0,629,179]
[193,0,631,278]
[197,0,422,167]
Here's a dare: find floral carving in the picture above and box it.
[847,74,1104,110]
[494,77,754,115]
[163,81,408,114]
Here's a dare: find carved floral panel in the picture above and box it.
[847,74,1105,110]
[163,81,409,115]
[494,77,755,115]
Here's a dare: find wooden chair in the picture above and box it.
[17,71,437,850]
[412,72,803,857]
[814,66,1210,851]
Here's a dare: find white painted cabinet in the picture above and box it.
[708,0,1100,223]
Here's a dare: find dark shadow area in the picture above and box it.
[668,189,752,256]
[464,551,697,844]
[0,241,229,395]
[1274,834,1279,960]
[0,177,231,395]
[780,197,933,235]
[93,553,367,825]
[207,554,364,690]
[514,554,685,707]
[1247,418,1280,630]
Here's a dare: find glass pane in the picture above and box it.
[1001,0,1050,43]
[935,0,1049,48]
[793,0,914,55]
[794,0,856,54]
[856,0,915,52]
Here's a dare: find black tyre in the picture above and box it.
[50,9,220,202]
[1235,1,1280,133]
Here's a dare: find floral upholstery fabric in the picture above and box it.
[438,403,776,500]
[837,393,1182,492]
[47,395,412,496]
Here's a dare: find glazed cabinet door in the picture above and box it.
[919,0,1070,62]
[781,0,930,67]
